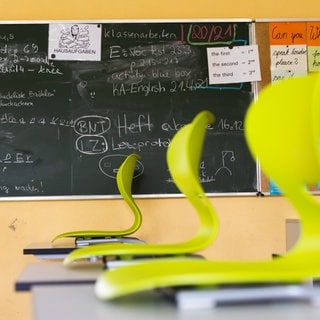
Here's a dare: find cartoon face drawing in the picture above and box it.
[59,24,90,49]
[71,24,80,39]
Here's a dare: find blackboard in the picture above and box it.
[0,21,257,198]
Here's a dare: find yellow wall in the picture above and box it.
[1,0,320,20]
[0,1,317,319]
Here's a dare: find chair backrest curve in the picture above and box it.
[245,72,320,253]
[166,110,219,251]
[52,153,142,242]
[116,153,143,235]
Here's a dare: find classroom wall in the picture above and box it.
[1,1,318,319]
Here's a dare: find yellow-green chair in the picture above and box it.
[93,72,320,301]
[64,111,219,264]
[52,153,143,243]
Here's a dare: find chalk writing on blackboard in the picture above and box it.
[99,154,144,179]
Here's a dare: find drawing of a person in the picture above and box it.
[71,24,80,40]
[59,24,90,49]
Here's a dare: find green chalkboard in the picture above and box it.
[0,21,257,198]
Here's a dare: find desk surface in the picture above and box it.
[32,284,320,320]
[15,258,162,291]
[15,261,103,291]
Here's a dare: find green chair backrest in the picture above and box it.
[115,153,143,235]
[92,73,320,300]
[64,111,219,264]
[245,72,320,254]
[52,153,142,241]
[166,110,218,249]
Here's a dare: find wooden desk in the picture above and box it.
[15,261,103,291]
[32,284,320,320]
[15,258,162,291]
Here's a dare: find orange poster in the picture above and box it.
[307,22,320,45]
[269,22,307,45]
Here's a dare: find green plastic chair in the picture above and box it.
[64,111,219,264]
[52,153,143,242]
[93,72,320,300]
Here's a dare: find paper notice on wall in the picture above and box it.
[207,45,261,84]
[268,22,308,82]
[270,45,308,71]
[48,23,102,61]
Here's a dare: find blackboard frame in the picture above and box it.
[0,19,261,200]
